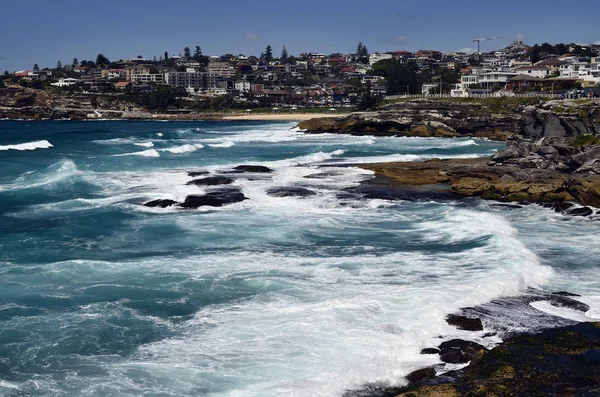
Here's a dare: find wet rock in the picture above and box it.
[446,314,484,331]
[266,187,317,198]
[552,202,574,213]
[186,176,235,186]
[489,203,523,209]
[420,348,440,355]
[180,188,247,208]
[144,199,178,208]
[405,367,437,384]
[232,165,273,173]
[187,171,210,177]
[548,295,590,312]
[552,291,581,297]
[438,339,487,364]
[567,206,594,217]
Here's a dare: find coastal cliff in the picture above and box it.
[299,98,600,140]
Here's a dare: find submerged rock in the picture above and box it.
[144,199,178,208]
[266,187,317,198]
[231,165,273,173]
[187,170,210,177]
[186,176,235,186]
[180,188,247,208]
[567,206,594,217]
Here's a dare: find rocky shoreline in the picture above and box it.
[343,289,599,397]
[299,98,600,140]
[360,138,600,212]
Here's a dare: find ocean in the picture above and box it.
[0,120,599,397]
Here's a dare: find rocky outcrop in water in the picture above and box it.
[362,140,600,209]
[299,99,600,140]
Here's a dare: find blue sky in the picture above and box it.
[1,0,599,71]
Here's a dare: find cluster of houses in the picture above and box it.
[6,40,600,106]
[450,40,600,97]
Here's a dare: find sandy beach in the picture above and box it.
[222,113,341,121]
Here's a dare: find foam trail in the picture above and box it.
[112,149,161,158]
[0,140,53,151]
[209,141,235,148]
[160,144,204,154]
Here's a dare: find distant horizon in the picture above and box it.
[2,0,599,72]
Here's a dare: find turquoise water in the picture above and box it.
[0,121,599,396]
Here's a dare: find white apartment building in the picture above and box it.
[369,53,393,65]
[51,78,79,87]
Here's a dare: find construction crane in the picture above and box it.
[472,37,505,53]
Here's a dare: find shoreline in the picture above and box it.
[222,113,341,121]
[1,113,342,122]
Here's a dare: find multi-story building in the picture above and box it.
[369,53,393,65]
[207,62,235,78]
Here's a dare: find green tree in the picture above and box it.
[72,58,78,68]
[360,45,369,62]
[356,42,364,59]
[528,44,541,64]
[33,64,40,71]
[281,46,288,62]
[184,47,191,58]
[194,46,202,58]
[264,45,273,63]
[96,54,109,66]
[56,61,62,70]
[164,51,169,61]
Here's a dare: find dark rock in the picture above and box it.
[549,295,590,312]
[438,339,487,364]
[570,146,600,167]
[489,203,523,209]
[180,189,247,208]
[567,206,594,217]
[446,314,484,331]
[420,348,440,355]
[187,171,210,177]
[491,142,529,163]
[232,165,273,173]
[144,199,178,208]
[405,367,437,384]
[186,176,235,186]
[266,187,317,198]
[552,202,574,213]
[552,291,581,297]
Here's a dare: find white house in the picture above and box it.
[478,72,517,84]
[51,78,79,87]
[515,66,551,79]
[422,83,439,94]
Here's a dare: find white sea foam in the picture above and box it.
[134,142,154,148]
[159,144,204,154]
[112,149,161,158]
[208,140,235,148]
[0,140,53,151]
